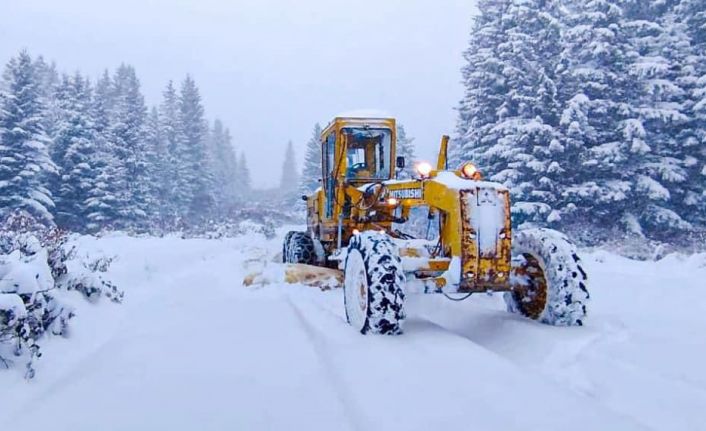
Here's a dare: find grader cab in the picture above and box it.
[281,115,589,335]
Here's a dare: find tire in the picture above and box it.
[283,231,316,265]
[282,231,295,263]
[504,228,589,326]
[343,231,406,335]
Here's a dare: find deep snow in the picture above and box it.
[1,228,705,430]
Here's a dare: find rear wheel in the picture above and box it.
[283,231,316,265]
[505,228,589,326]
[344,231,406,335]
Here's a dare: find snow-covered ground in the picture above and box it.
[1,228,705,431]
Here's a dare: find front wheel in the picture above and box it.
[505,228,589,326]
[344,231,406,335]
[283,231,316,265]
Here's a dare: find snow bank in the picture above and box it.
[0,212,122,378]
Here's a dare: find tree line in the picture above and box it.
[453,0,705,243]
[0,50,252,232]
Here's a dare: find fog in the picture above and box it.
[1,0,478,188]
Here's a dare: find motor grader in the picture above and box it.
[281,115,589,335]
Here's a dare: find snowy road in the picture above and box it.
[1,230,705,430]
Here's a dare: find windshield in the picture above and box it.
[343,127,392,180]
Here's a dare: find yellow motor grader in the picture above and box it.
[281,115,589,335]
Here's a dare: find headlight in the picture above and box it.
[415,162,433,178]
[460,162,480,179]
[386,197,399,206]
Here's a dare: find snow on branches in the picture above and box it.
[0,211,122,378]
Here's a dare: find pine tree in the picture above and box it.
[51,72,101,230]
[0,51,56,224]
[456,0,564,224]
[619,0,695,235]
[454,0,507,171]
[676,0,706,227]
[144,106,169,225]
[237,152,252,195]
[93,70,113,136]
[84,70,121,231]
[33,56,60,139]
[280,140,299,198]
[209,119,238,213]
[299,123,322,195]
[555,0,645,231]
[109,64,149,229]
[157,80,184,222]
[223,128,238,204]
[396,124,417,179]
[178,75,214,221]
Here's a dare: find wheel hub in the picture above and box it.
[344,249,369,330]
[511,254,548,320]
[357,279,367,312]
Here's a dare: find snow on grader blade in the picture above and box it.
[262,115,589,335]
[243,263,343,290]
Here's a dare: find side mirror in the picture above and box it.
[301,195,308,202]
[396,156,405,169]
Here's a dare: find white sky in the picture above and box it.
[1,0,478,188]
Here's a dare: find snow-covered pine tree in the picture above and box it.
[0,51,56,224]
[109,64,150,229]
[178,75,214,221]
[144,106,169,226]
[676,0,706,228]
[157,80,185,223]
[48,74,73,207]
[456,0,564,225]
[619,0,695,237]
[279,141,299,198]
[454,0,507,171]
[84,70,121,231]
[299,123,322,195]
[51,72,101,231]
[33,56,60,140]
[32,56,59,100]
[93,70,113,138]
[237,152,252,195]
[396,124,417,179]
[222,127,239,204]
[209,119,238,213]
[555,0,645,235]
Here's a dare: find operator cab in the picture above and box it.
[344,127,392,180]
[320,116,396,220]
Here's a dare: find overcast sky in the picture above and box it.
[1,0,478,188]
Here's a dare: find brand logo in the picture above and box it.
[389,188,423,199]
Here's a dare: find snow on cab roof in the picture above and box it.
[335,109,394,119]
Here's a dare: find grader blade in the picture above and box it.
[243,263,343,290]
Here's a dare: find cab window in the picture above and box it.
[344,128,392,180]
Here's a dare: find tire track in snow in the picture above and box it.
[288,288,648,431]
[285,292,366,431]
[413,312,700,430]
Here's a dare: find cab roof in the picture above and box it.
[322,116,396,138]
